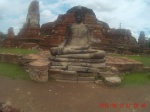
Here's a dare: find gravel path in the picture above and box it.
[0,77,150,112]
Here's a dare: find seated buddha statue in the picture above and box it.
[50,7,105,59]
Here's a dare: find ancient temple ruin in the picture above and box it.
[1,0,149,54]
[47,7,122,84]
[17,0,41,49]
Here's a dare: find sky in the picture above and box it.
[0,0,150,40]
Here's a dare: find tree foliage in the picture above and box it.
[0,31,6,39]
[146,38,150,48]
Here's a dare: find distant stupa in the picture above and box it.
[26,0,40,27]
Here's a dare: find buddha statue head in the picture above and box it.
[74,6,85,24]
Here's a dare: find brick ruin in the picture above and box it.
[39,6,139,54]
[1,0,149,54]
[17,0,41,49]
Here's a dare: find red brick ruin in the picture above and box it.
[1,0,150,54]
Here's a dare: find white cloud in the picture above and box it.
[40,9,57,23]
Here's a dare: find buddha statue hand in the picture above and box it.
[72,44,90,50]
[57,44,64,54]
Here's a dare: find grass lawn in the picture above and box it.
[0,62,30,80]
[0,48,39,80]
[121,72,150,86]
[110,53,150,86]
[0,47,39,55]
[110,54,150,67]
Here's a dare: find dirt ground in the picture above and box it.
[0,77,150,112]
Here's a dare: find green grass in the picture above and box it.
[0,62,30,80]
[110,53,150,86]
[124,55,150,67]
[121,72,150,86]
[110,54,150,66]
[0,47,39,55]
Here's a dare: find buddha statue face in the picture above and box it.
[74,9,84,24]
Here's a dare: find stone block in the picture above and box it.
[50,57,106,63]
[77,76,95,82]
[49,69,62,74]
[91,63,106,68]
[87,68,100,73]
[29,60,50,82]
[57,50,105,59]
[68,66,89,72]
[77,72,93,77]
[50,66,67,70]
[0,53,22,64]
[104,76,121,86]
[99,71,116,77]
[49,70,78,81]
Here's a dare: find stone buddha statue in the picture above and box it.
[49,7,121,84]
[50,7,105,59]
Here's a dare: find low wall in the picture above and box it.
[0,53,22,64]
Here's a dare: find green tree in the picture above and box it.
[146,38,150,48]
[0,31,6,39]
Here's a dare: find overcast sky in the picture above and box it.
[0,0,150,40]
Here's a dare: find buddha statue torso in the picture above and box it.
[67,23,88,47]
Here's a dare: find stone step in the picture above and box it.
[50,61,106,68]
[68,66,89,72]
[99,71,117,77]
[77,72,93,77]
[104,76,121,86]
[77,76,95,83]
[50,66,67,70]
[49,69,97,82]
[57,50,105,59]
[49,57,105,63]
[49,69,78,81]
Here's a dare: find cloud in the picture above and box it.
[40,9,57,23]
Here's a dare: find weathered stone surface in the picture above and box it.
[138,31,146,48]
[48,6,122,83]
[51,61,63,66]
[88,68,100,73]
[0,101,21,112]
[1,27,16,48]
[77,76,95,82]
[26,0,40,27]
[50,66,67,70]
[0,53,22,64]
[50,57,106,63]
[77,72,93,77]
[106,56,143,72]
[99,71,117,77]
[20,43,39,49]
[49,69,78,81]
[7,27,15,39]
[142,66,150,72]
[17,0,41,47]
[19,54,40,70]
[57,50,105,59]
[91,63,106,68]
[68,66,89,72]
[50,47,99,55]
[29,60,50,82]
[39,6,138,54]
[50,61,106,69]
[104,76,121,85]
